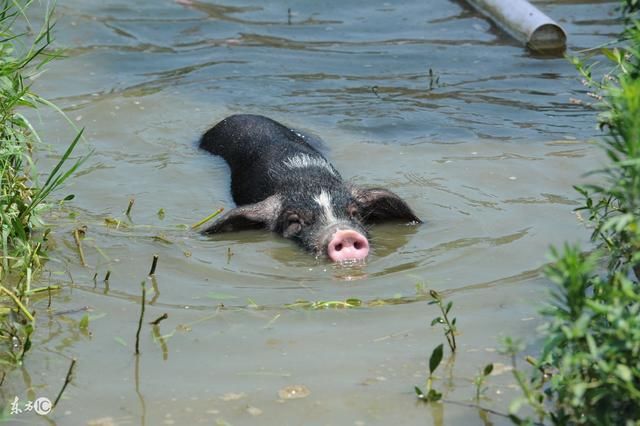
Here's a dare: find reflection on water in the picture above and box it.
[2,0,621,424]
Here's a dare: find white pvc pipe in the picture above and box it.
[465,0,567,51]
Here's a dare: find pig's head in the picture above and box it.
[203,186,421,262]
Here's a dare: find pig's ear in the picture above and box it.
[351,187,422,224]
[202,195,282,233]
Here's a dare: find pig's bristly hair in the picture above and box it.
[282,153,337,176]
[312,190,335,222]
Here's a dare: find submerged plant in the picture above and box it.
[428,290,457,353]
[415,344,444,403]
[473,363,493,402]
[285,298,362,310]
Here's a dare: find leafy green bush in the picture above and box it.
[0,0,85,365]
[572,26,640,280]
[539,247,639,424]
[509,3,640,424]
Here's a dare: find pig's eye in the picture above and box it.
[285,214,302,235]
[347,206,359,219]
[288,214,300,224]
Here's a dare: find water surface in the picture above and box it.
[2,0,620,424]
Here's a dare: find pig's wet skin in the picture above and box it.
[200,114,421,262]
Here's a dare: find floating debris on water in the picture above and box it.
[220,392,246,402]
[278,385,311,400]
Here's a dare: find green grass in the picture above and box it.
[0,0,86,366]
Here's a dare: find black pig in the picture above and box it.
[200,114,421,262]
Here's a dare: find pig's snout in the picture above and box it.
[327,229,369,262]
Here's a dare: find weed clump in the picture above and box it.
[0,1,85,365]
[509,1,640,423]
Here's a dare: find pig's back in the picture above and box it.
[200,114,334,205]
[200,114,319,164]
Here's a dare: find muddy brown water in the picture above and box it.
[2,0,620,424]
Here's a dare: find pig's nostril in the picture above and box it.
[327,230,369,262]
